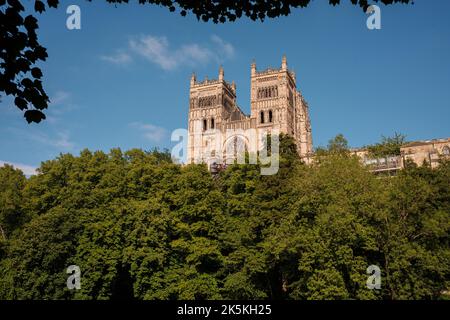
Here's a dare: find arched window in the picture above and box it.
[211,118,215,129]
[443,146,450,155]
[260,111,265,124]
[203,119,207,131]
[268,110,273,123]
[257,87,279,100]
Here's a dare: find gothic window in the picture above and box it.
[203,119,207,131]
[289,90,294,107]
[198,95,216,107]
[224,99,232,111]
[443,146,450,155]
[260,111,265,124]
[211,118,215,129]
[268,110,273,123]
[257,86,278,99]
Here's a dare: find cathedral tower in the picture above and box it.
[187,56,313,166]
[187,66,246,164]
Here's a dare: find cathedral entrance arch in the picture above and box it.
[223,134,249,164]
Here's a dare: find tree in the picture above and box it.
[0,143,448,300]
[0,207,84,299]
[265,154,383,299]
[367,132,407,158]
[315,133,350,157]
[1,0,414,123]
[0,165,27,240]
[378,162,450,299]
[327,133,349,154]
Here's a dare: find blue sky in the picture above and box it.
[1,0,450,174]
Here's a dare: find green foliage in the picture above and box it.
[327,134,349,154]
[315,134,350,157]
[0,165,27,240]
[0,141,448,300]
[366,132,407,158]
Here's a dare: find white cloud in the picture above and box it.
[50,90,70,106]
[52,132,75,149]
[7,126,76,151]
[211,34,235,59]
[179,43,215,66]
[30,131,75,150]
[100,52,132,65]
[0,161,37,176]
[130,122,167,143]
[127,34,235,70]
[46,90,78,124]
[129,36,176,70]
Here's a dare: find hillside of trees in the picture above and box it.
[0,135,448,300]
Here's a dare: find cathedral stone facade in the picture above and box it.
[187,56,313,166]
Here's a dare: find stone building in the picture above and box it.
[401,138,450,168]
[353,138,450,175]
[186,56,313,167]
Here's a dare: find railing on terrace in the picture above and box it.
[363,156,403,172]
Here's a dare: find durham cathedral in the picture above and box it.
[187,56,450,172]
[187,55,313,166]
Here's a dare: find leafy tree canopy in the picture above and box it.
[315,133,350,157]
[0,135,448,300]
[366,132,407,158]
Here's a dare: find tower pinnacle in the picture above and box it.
[251,59,256,76]
[219,65,224,81]
[190,72,196,86]
[282,54,287,70]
